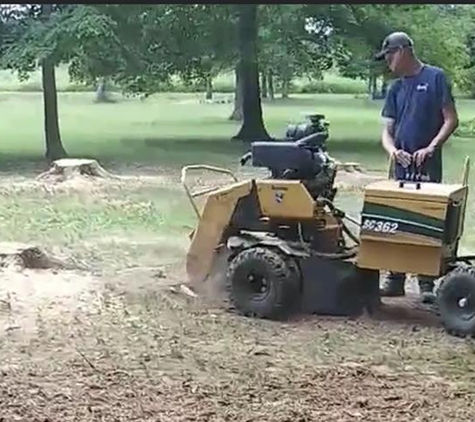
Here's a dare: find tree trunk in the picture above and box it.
[368,75,379,100]
[381,78,388,98]
[268,69,275,101]
[367,75,373,98]
[41,60,66,161]
[233,4,270,142]
[40,4,67,161]
[205,75,213,100]
[229,66,243,121]
[95,77,109,103]
[261,71,267,99]
[281,77,290,99]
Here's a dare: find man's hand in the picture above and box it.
[393,149,412,168]
[413,145,435,167]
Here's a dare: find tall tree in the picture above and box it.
[40,4,66,160]
[0,4,67,159]
[229,66,243,121]
[334,5,472,92]
[0,4,125,160]
[258,5,335,99]
[233,4,270,142]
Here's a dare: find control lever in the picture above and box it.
[240,151,252,166]
[399,160,424,190]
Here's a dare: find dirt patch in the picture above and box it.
[1,261,474,421]
[0,268,97,339]
[0,172,176,199]
[0,242,69,270]
[0,360,473,421]
[0,236,188,343]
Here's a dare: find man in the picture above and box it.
[375,31,459,303]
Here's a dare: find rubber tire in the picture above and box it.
[437,265,475,337]
[226,246,300,320]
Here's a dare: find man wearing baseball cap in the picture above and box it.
[375,31,459,304]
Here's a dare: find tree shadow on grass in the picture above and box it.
[119,136,385,168]
[125,135,381,155]
[116,136,249,169]
[0,154,49,177]
[0,136,386,179]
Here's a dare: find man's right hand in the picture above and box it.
[392,149,412,168]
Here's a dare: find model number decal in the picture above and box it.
[361,219,398,234]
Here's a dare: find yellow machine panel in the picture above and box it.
[357,180,468,276]
[256,180,316,219]
[186,180,252,284]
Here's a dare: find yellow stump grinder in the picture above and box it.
[181,115,473,337]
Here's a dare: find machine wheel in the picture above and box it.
[437,265,475,337]
[226,246,300,320]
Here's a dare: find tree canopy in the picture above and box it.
[1,3,474,155]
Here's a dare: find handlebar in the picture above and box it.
[181,164,238,218]
[240,152,252,166]
[398,160,429,190]
[295,131,328,149]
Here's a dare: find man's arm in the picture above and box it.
[381,81,401,157]
[381,82,412,168]
[428,71,459,150]
[382,116,412,168]
[382,117,397,156]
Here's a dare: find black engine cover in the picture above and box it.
[251,141,314,174]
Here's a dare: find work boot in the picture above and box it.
[380,273,405,297]
[418,278,436,304]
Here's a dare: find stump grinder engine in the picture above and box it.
[181,114,475,338]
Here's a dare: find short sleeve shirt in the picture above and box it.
[381,64,454,181]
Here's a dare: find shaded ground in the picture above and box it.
[0,163,474,421]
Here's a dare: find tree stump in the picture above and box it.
[335,161,363,173]
[0,242,66,270]
[334,162,386,192]
[37,158,117,182]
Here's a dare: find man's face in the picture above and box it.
[385,47,404,75]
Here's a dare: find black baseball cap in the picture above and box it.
[374,31,414,61]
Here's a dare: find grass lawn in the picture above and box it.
[1,91,475,420]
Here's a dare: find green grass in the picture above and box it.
[1,90,475,256]
[1,90,475,170]
[0,65,370,95]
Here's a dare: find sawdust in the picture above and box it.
[1,323,473,421]
[0,268,97,339]
[0,261,474,421]
[0,173,174,199]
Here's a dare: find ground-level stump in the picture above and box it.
[37,158,116,182]
[0,242,66,270]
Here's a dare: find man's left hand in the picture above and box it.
[413,145,435,167]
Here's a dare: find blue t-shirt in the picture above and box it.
[381,65,454,181]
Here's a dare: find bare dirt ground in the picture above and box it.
[1,163,475,421]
